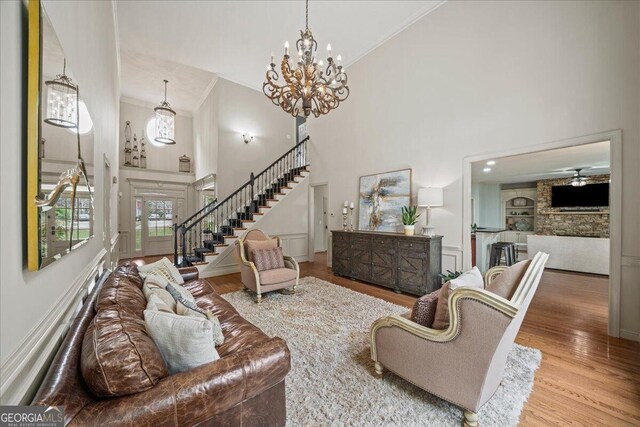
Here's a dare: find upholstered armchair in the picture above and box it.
[370,252,549,427]
[236,229,299,303]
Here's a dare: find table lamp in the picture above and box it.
[418,187,443,236]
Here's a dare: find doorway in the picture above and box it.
[313,184,329,252]
[103,155,112,267]
[463,130,622,337]
[309,183,329,261]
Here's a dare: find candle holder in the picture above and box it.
[349,206,355,231]
[342,212,348,231]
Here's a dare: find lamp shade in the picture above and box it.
[418,187,443,207]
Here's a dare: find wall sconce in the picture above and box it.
[242,133,254,144]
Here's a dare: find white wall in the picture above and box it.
[193,78,296,199]
[119,100,194,173]
[0,0,120,396]
[476,184,502,229]
[307,0,640,339]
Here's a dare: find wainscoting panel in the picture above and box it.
[0,249,108,405]
[119,231,130,259]
[442,245,464,273]
[199,233,309,278]
[620,255,640,342]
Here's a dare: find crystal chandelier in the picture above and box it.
[154,79,176,145]
[44,59,77,128]
[263,0,349,118]
[570,168,588,187]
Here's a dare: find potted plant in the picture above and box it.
[401,205,420,236]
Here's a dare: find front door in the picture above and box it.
[142,197,182,256]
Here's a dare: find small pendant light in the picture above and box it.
[154,79,176,145]
[44,59,78,128]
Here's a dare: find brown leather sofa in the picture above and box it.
[32,262,291,426]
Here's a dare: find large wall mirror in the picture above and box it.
[27,0,95,270]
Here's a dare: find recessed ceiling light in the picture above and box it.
[483,167,492,172]
[486,160,496,166]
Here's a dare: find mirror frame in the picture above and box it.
[27,0,41,271]
[27,0,95,271]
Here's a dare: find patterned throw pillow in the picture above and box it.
[245,239,278,262]
[410,290,440,327]
[252,247,285,271]
[138,257,184,285]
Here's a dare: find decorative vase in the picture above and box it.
[124,121,132,166]
[404,225,415,236]
[140,135,147,169]
[132,134,139,167]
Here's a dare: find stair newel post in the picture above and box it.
[173,223,178,266]
[250,172,255,208]
[181,224,187,267]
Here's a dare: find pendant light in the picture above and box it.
[154,79,176,145]
[44,59,78,128]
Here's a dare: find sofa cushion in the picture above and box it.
[410,290,440,327]
[95,275,147,317]
[252,247,285,271]
[81,307,168,397]
[180,279,272,357]
[258,268,297,286]
[432,267,484,330]
[487,259,532,300]
[138,257,184,285]
[245,238,278,262]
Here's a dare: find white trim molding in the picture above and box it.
[0,249,108,405]
[462,130,623,338]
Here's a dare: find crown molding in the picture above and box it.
[119,95,193,118]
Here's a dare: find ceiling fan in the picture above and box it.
[570,168,588,187]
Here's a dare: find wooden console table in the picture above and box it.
[331,230,443,296]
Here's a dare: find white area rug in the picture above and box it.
[223,277,541,427]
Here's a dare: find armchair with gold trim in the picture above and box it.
[370,252,549,426]
[236,229,299,303]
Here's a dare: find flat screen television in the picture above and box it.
[551,183,609,208]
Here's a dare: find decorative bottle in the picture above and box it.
[132,133,139,167]
[124,121,132,166]
[140,134,147,169]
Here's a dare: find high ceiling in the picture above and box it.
[115,0,445,112]
[472,141,611,184]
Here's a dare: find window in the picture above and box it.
[147,199,173,237]
[53,196,92,241]
[135,198,142,251]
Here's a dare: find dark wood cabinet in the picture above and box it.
[331,230,442,296]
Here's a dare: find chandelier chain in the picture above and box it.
[305,0,309,29]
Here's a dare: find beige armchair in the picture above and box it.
[236,229,299,303]
[370,252,549,427]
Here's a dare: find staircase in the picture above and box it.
[173,137,310,271]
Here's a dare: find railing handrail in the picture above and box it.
[177,197,218,228]
[253,137,309,182]
[174,137,309,265]
[186,137,310,231]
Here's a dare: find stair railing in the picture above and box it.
[173,137,309,267]
[173,197,218,264]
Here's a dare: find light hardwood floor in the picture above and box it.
[126,252,640,426]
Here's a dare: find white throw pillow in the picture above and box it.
[138,257,184,285]
[144,308,220,374]
[143,282,177,313]
[449,266,484,291]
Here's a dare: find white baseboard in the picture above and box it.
[0,249,108,405]
[620,329,640,342]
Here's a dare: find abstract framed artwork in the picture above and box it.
[358,168,412,232]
